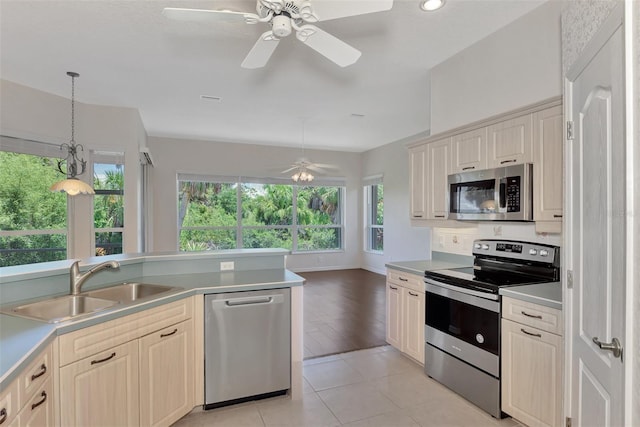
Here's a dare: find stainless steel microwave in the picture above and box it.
[448,163,533,221]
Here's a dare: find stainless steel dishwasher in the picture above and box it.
[204,288,291,409]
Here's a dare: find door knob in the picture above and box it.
[592,337,623,361]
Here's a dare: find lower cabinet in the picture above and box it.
[385,269,425,364]
[59,340,140,427]
[58,298,195,427]
[501,297,563,427]
[139,320,194,427]
[1,342,55,427]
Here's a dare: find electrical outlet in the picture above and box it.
[220,261,234,271]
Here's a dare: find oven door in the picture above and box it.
[425,280,500,377]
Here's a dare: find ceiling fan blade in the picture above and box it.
[308,0,393,22]
[162,7,258,24]
[311,163,340,170]
[296,25,361,67]
[306,165,327,173]
[281,166,299,174]
[241,31,280,69]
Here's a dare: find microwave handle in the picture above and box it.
[499,178,507,209]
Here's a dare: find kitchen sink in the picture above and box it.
[4,295,117,323]
[81,282,179,303]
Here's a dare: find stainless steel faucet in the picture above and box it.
[69,260,120,295]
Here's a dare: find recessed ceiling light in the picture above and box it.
[200,95,222,102]
[420,0,445,12]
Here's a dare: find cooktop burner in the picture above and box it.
[424,267,549,294]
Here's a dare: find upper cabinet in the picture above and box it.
[409,144,427,220]
[451,128,487,173]
[408,97,563,232]
[487,114,533,168]
[533,105,563,233]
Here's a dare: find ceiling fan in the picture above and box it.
[281,158,339,182]
[162,0,394,68]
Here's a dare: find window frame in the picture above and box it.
[364,179,384,254]
[92,153,125,257]
[177,175,345,253]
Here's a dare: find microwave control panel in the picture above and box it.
[505,176,520,212]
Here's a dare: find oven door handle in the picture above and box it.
[425,280,500,312]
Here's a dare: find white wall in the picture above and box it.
[361,139,431,274]
[0,79,147,257]
[430,1,562,135]
[147,136,363,272]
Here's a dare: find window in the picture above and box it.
[93,154,124,256]
[365,182,383,252]
[178,176,344,252]
[0,138,68,267]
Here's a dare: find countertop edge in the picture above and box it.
[499,282,563,310]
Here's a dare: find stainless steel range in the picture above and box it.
[423,239,560,418]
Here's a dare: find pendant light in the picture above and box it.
[49,71,95,196]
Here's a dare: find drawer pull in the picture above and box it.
[520,328,542,338]
[389,286,398,290]
[521,310,543,319]
[31,363,47,381]
[398,277,408,282]
[408,291,419,297]
[31,391,47,410]
[160,328,178,338]
[434,215,446,218]
[0,408,7,425]
[500,159,517,164]
[413,215,423,218]
[91,352,116,365]
[553,214,563,218]
[462,166,475,171]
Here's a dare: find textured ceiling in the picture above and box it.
[0,0,546,152]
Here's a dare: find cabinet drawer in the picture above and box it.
[387,270,423,293]
[60,298,192,366]
[0,377,19,426]
[12,377,53,427]
[502,297,562,336]
[18,344,52,406]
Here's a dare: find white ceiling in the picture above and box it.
[0,0,546,152]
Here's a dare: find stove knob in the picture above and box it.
[540,249,549,257]
[474,243,482,250]
[529,248,538,256]
[481,244,490,250]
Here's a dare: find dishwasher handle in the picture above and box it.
[225,296,273,306]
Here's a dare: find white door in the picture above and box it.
[566,14,625,427]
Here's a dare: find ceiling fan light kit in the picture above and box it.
[163,0,394,69]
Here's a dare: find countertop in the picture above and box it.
[0,268,303,389]
[499,281,562,310]
[385,259,471,276]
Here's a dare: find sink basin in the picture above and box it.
[5,295,117,323]
[81,283,178,303]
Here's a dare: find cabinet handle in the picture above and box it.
[91,352,116,365]
[462,166,475,171]
[398,277,408,282]
[160,328,178,338]
[408,291,419,297]
[389,285,398,290]
[520,328,542,338]
[434,215,446,218]
[30,391,47,411]
[0,408,7,425]
[30,363,47,381]
[521,310,543,319]
[412,215,424,218]
[500,159,517,164]
[553,214,563,218]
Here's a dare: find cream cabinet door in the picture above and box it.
[426,138,450,220]
[385,282,402,349]
[533,105,563,228]
[59,340,140,427]
[501,318,563,427]
[451,128,487,173]
[139,320,194,427]
[409,144,427,220]
[402,288,425,364]
[487,114,533,168]
[11,378,53,427]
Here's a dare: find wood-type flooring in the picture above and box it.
[299,269,387,359]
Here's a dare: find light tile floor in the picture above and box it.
[173,346,524,427]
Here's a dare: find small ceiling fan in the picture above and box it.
[163,0,394,68]
[281,158,339,182]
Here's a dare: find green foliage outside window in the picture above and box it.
[0,152,67,266]
[178,180,343,252]
[94,165,124,256]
